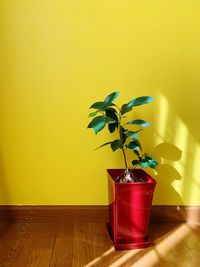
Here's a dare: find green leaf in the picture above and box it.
[133,150,140,157]
[88,111,98,117]
[104,92,119,106]
[139,160,150,168]
[106,107,117,113]
[87,116,107,134]
[106,117,116,124]
[108,122,118,133]
[145,155,158,169]
[125,140,141,150]
[149,162,158,169]
[90,101,105,110]
[121,104,132,115]
[127,119,150,127]
[95,142,111,150]
[127,96,154,108]
[105,108,118,122]
[139,155,158,169]
[109,103,117,107]
[125,131,137,139]
[144,155,153,161]
[105,108,119,133]
[111,139,122,152]
[121,96,154,115]
[132,160,139,166]
[90,92,119,110]
[105,108,118,126]
[125,129,143,139]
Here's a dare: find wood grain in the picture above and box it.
[0,221,200,266]
[26,223,57,267]
[49,222,74,267]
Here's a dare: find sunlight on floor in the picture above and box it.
[84,223,192,267]
[84,247,114,267]
[110,224,191,267]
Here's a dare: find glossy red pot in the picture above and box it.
[107,169,156,250]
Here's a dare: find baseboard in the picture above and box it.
[0,205,108,223]
[151,205,200,223]
[0,205,200,223]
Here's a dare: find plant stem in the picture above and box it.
[118,112,128,170]
[122,146,128,169]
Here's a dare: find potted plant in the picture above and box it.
[87,92,158,250]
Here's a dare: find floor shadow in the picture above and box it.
[118,223,186,267]
[85,222,185,267]
[148,221,181,242]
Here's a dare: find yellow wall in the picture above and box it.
[0,0,200,205]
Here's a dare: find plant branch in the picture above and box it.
[118,110,128,170]
[121,146,128,169]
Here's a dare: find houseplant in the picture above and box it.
[87,91,158,250]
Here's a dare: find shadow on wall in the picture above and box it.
[151,91,200,210]
[153,142,182,205]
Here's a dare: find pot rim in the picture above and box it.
[107,168,157,185]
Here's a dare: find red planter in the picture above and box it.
[107,169,156,250]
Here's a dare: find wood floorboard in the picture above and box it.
[0,221,200,267]
[26,223,57,267]
[14,223,42,267]
[0,223,30,267]
[49,222,74,267]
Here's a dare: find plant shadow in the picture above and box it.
[151,142,183,206]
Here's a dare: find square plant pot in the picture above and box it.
[107,169,156,250]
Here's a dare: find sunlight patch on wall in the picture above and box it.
[173,116,188,164]
[172,116,188,195]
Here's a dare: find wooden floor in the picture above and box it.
[0,221,200,267]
